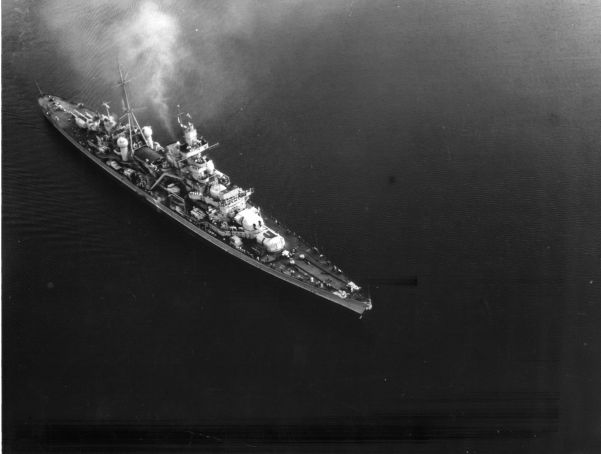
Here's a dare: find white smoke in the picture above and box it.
[41,0,350,135]
[42,0,186,135]
[121,1,183,135]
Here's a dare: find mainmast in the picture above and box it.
[117,64,149,149]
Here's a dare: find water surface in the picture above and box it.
[3,0,600,451]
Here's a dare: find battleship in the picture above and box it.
[37,67,372,315]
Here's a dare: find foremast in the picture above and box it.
[117,64,150,152]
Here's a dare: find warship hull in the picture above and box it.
[39,95,372,315]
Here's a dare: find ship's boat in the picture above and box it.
[36,67,372,315]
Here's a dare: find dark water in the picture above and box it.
[3,0,600,451]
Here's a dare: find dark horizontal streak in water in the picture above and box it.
[367,277,419,286]
[8,390,560,447]
[8,416,558,449]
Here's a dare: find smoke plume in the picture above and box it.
[41,0,186,135]
[123,1,183,135]
[41,0,350,136]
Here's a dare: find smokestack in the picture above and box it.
[142,125,154,149]
[184,124,198,147]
